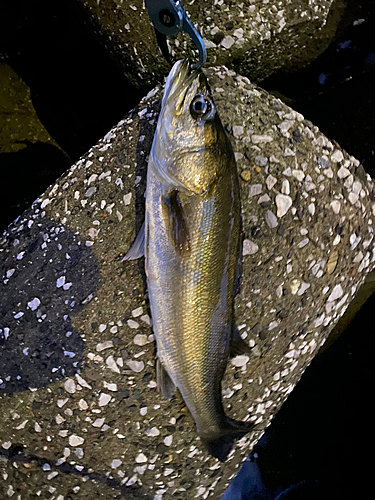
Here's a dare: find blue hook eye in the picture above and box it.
[159,9,177,28]
[146,0,207,69]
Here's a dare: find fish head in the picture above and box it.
[153,59,231,196]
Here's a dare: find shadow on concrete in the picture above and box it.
[0,206,99,395]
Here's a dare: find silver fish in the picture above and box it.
[125,59,253,461]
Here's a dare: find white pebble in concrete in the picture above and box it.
[92,418,105,428]
[78,399,88,410]
[337,166,350,178]
[96,340,113,352]
[148,427,160,436]
[126,360,145,372]
[331,150,344,163]
[133,334,149,346]
[292,170,305,182]
[98,393,111,407]
[327,284,343,302]
[69,435,84,447]
[64,379,76,394]
[281,180,290,195]
[243,239,259,255]
[27,298,41,311]
[221,35,235,49]
[330,200,341,214]
[164,435,173,446]
[106,356,120,373]
[136,453,148,463]
[127,319,139,329]
[276,194,292,217]
[132,307,143,318]
[231,355,249,367]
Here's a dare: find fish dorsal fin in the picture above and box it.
[122,221,145,261]
[156,358,176,400]
[162,190,190,254]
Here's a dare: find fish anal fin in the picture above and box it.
[156,358,176,400]
[162,190,190,254]
[122,221,145,261]
[230,325,252,357]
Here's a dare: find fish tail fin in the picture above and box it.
[200,420,254,462]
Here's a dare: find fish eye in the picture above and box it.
[190,94,213,119]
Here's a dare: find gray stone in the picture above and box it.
[258,194,271,204]
[249,184,263,197]
[243,239,259,255]
[265,210,278,228]
[232,125,244,139]
[266,175,277,190]
[254,156,268,167]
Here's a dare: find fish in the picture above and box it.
[124,59,253,461]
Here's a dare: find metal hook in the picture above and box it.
[145,0,207,69]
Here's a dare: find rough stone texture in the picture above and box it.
[1,66,375,499]
[73,0,341,88]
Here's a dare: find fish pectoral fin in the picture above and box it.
[162,190,190,254]
[122,221,145,261]
[230,325,252,357]
[156,358,176,400]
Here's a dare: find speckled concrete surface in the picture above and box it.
[74,0,341,88]
[1,66,375,499]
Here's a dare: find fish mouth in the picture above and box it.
[162,59,192,106]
